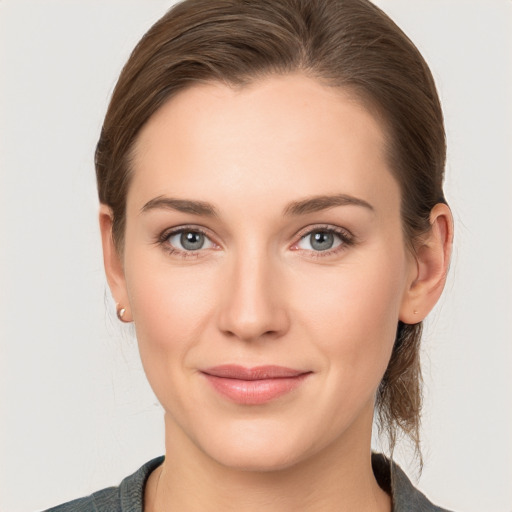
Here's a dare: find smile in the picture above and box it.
[201,365,312,405]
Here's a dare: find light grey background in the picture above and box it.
[1,1,511,511]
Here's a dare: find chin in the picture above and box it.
[195,419,316,472]
[211,445,304,473]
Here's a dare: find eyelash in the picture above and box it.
[292,225,356,258]
[156,224,356,259]
[157,225,214,259]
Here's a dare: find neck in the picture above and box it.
[145,411,391,512]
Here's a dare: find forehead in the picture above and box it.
[129,73,399,216]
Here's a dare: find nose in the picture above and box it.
[217,250,290,342]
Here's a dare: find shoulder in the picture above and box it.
[42,486,119,512]
[372,453,455,512]
[42,456,164,512]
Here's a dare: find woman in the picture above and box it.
[45,0,454,510]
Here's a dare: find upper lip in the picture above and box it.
[201,365,309,380]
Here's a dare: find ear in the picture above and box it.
[400,203,454,324]
[99,204,133,322]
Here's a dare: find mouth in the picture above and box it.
[200,365,312,405]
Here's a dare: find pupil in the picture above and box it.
[181,231,204,250]
[311,231,334,251]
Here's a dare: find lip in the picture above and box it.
[201,365,311,405]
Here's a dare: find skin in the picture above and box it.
[100,74,453,511]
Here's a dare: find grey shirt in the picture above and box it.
[43,454,453,511]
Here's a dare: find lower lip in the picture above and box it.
[202,374,310,405]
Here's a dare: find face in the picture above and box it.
[111,74,418,471]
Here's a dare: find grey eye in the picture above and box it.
[310,231,334,251]
[180,231,205,250]
[297,230,343,252]
[167,230,214,251]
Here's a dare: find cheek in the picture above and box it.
[123,257,223,424]
[294,250,408,395]
[124,251,219,370]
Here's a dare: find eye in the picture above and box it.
[165,229,215,252]
[296,228,350,252]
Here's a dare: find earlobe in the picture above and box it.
[400,203,454,324]
[99,205,133,322]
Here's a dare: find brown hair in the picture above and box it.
[96,0,447,461]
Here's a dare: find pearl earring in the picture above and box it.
[116,304,129,322]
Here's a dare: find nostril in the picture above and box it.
[218,307,290,342]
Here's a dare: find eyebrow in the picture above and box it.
[140,193,374,218]
[283,194,374,216]
[140,196,218,217]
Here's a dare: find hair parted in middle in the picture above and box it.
[95,0,447,463]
